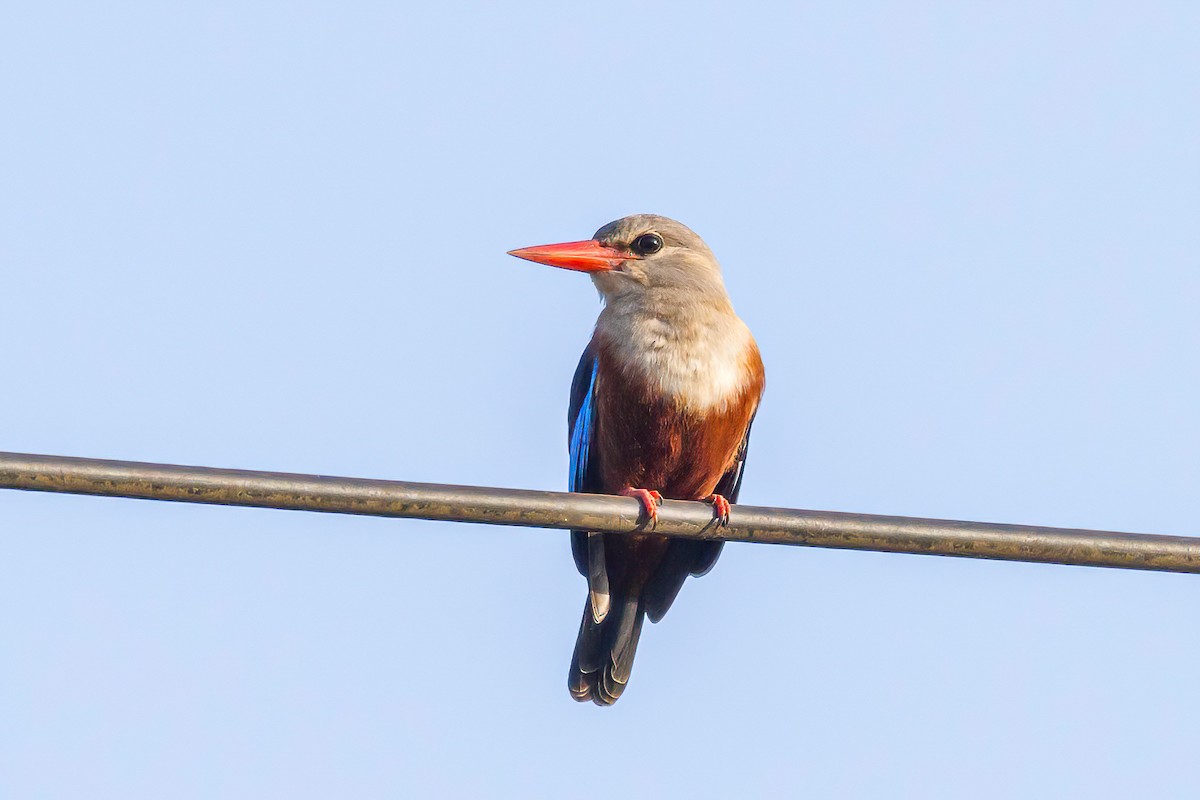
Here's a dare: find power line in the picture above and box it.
[0,450,1196,574]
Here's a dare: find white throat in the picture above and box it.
[597,299,755,413]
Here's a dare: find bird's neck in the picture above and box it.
[594,292,757,413]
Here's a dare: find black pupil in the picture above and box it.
[634,233,663,255]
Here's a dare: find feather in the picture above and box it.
[567,348,609,621]
[568,357,598,494]
[568,348,599,579]
[586,532,610,623]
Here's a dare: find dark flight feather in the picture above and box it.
[642,416,755,622]
[567,346,610,623]
[567,346,599,576]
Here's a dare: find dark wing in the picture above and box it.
[567,344,601,576]
[643,415,756,623]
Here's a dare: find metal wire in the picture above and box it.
[0,450,1196,573]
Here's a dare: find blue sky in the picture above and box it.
[2,2,1198,797]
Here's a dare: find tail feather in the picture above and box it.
[568,611,601,700]
[608,595,643,684]
[573,602,606,673]
[643,542,692,623]
[598,664,624,705]
[568,593,645,706]
[643,539,722,623]
[587,532,611,623]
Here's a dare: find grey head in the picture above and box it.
[589,214,728,304]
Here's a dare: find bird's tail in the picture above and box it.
[568,592,645,705]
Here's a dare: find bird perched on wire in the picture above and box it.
[509,214,765,705]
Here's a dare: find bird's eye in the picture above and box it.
[631,233,664,256]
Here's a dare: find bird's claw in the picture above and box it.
[704,494,732,527]
[621,487,663,528]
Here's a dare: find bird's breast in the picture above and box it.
[590,324,764,500]
[597,306,759,414]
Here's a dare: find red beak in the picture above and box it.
[507,239,633,273]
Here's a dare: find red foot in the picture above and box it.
[621,487,663,527]
[704,494,732,527]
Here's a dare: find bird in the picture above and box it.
[509,214,764,705]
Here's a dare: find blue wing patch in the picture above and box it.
[568,359,599,493]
